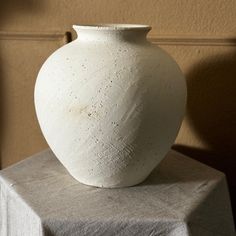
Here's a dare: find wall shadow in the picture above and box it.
[173,48,236,224]
[0,0,44,169]
[0,0,41,25]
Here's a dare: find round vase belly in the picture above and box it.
[34,24,187,188]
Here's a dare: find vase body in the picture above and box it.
[34,24,186,188]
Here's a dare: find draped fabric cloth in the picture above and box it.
[0,149,235,236]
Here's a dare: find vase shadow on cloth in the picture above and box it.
[137,152,220,188]
[173,48,236,224]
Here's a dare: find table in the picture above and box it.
[0,149,235,236]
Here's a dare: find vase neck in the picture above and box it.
[73,24,151,43]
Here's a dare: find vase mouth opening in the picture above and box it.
[73,24,152,31]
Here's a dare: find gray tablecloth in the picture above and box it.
[0,149,235,236]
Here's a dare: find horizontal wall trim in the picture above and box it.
[149,34,236,46]
[0,31,71,43]
[0,31,236,46]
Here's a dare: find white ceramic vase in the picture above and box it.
[34,24,186,188]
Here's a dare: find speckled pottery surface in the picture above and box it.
[34,24,186,188]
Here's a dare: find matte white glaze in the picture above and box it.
[34,24,186,188]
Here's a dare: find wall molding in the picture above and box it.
[148,34,236,46]
[0,31,71,44]
[0,31,236,46]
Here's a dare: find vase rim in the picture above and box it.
[73,24,152,31]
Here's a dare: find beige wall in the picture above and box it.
[1,0,236,219]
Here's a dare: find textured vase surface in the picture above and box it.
[34,24,187,188]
